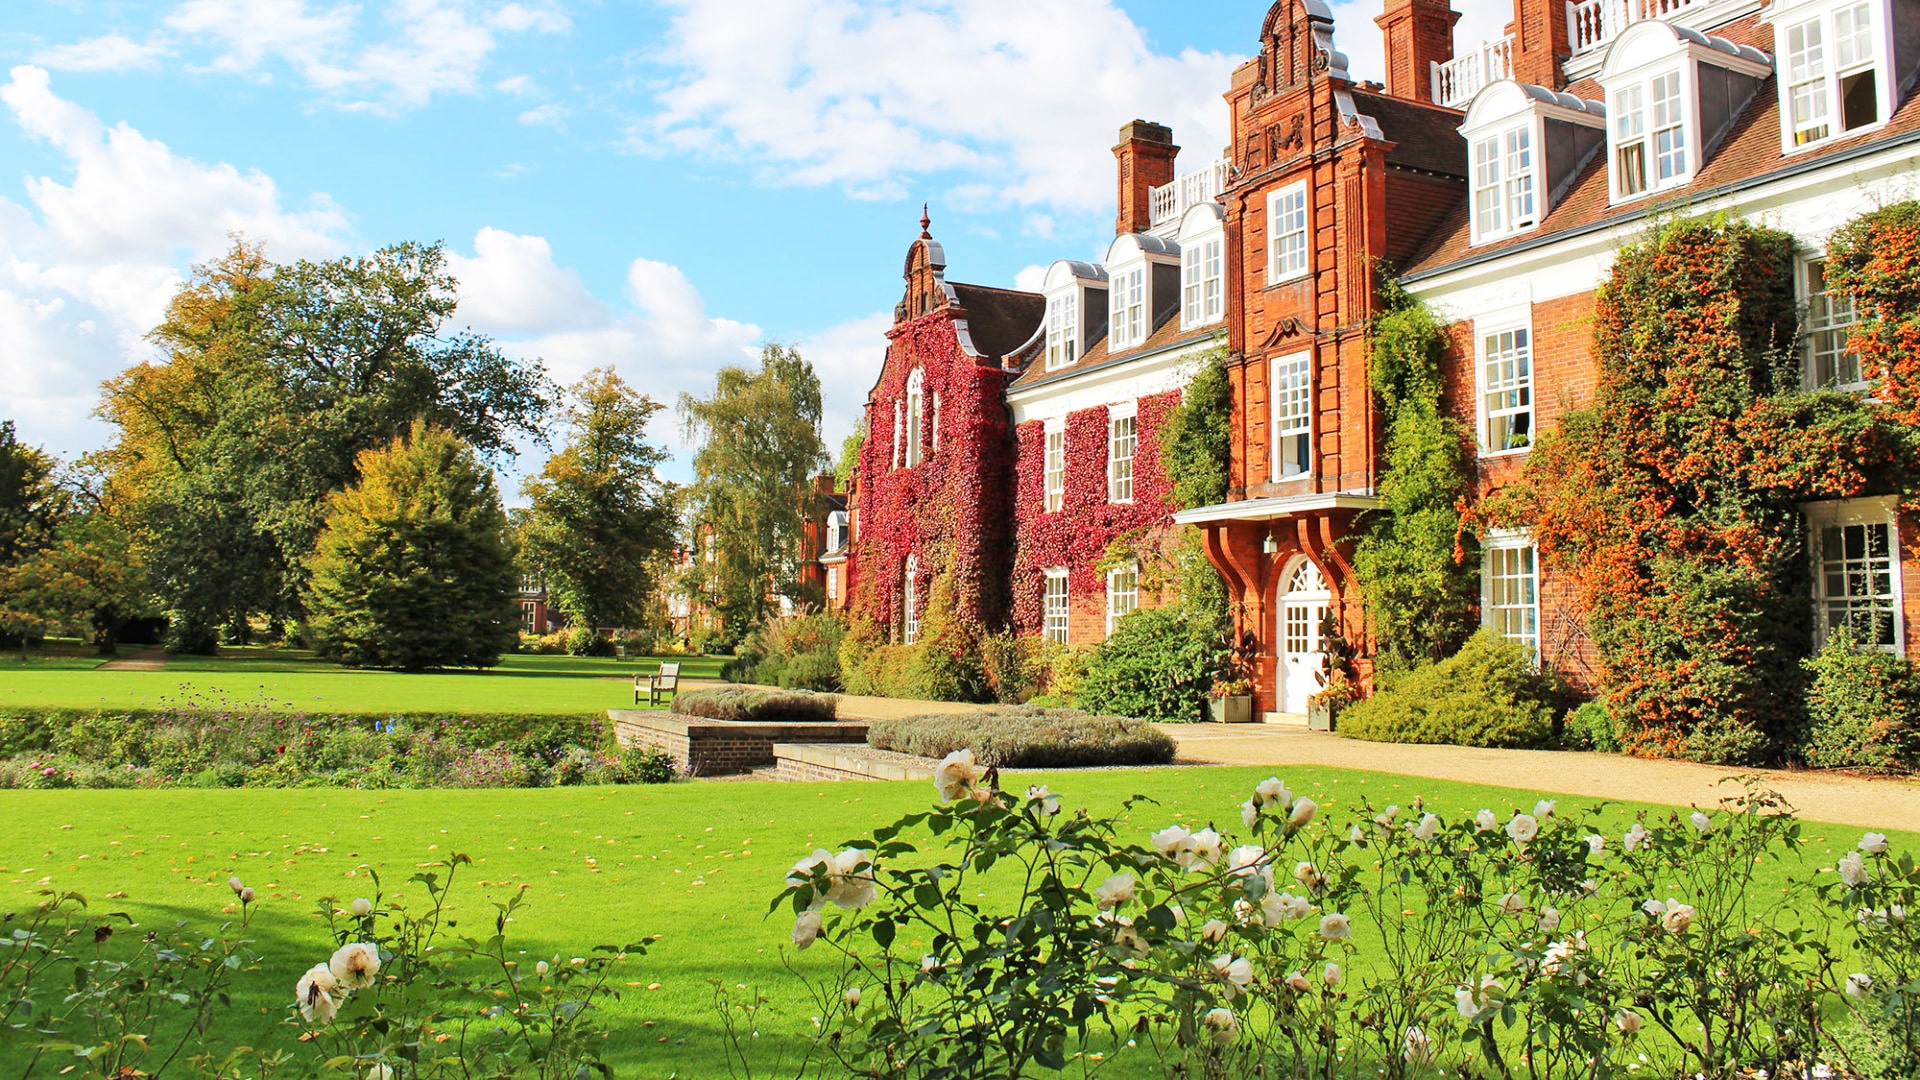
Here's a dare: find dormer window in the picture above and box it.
[1600,24,1770,206]
[1046,292,1078,370]
[1472,125,1537,241]
[1612,71,1686,197]
[1177,203,1226,328]
[1109,266,1146,351]
[1461,82,1604,247]
[1779,1,1885,150]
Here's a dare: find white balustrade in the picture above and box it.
[1432,34,1514,109]
[1568,0,1711,55]
[1148,157,1231,228]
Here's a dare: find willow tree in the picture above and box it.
[678,343,828,640]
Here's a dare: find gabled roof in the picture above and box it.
[950,283,1046,361]
[1404,13,1920,279]
[1008,301,1219,392]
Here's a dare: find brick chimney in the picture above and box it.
[1508,0,1569,90]
[1374,0,1460,104]
[1113,120,1178,236]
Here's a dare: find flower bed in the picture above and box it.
[778,772,1919,1079]
[672,686,840,723]
[0,705,673,789]
[865,706,1176,768]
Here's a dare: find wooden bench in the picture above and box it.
[636,661,681,706]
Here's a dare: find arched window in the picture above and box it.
[905,369,925,467]
[903,554,920,645]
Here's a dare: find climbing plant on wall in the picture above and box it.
[1351,283,1480,670]
[1484,213,1915,765]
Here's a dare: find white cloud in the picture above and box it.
[1011,264,1047,293]
[517,103,567,126]
[489,2,570,34]
[0,65,352,458]
[447,227,603,336]
[32,34,171,73]
[793,310,892,450]
[644,0,1240,211]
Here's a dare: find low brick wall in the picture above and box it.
[771,742,938,783]
[610,710,868,776]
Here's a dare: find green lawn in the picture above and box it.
[0,651,728,715]
[2,768,1911,1079]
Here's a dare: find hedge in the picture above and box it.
[1336,630,1561,749]
[671,687,840,723]
[866,707,1177,768]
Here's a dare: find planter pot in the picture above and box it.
[1206,695,1255,724]
[1307,700,1338,732]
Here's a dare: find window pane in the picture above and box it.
[1109,415,1136,502]
[1272,355,1312,478]
[1814,517,1900,652]
[1483,327,1534,451]
[1045,430,1065,512]
[1484,545,1540,655]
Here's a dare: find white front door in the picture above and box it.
[1279,560,1330,714]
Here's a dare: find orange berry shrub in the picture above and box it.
[1481,215,1916,764]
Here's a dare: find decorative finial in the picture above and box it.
[920,203,932,239]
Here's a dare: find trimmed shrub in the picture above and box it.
[1562,699,1623,753]
[567,628,616,657]
[1801,629,1920,773]
[866,706,1176,768]
[1338,630,1561,749]
[670,687,839,723]
[724,613,847,691]
[1076,607,1227,724]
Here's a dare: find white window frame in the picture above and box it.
[1046,291,1079,370]
[1801,254,1867,392]
[903,555,920,646]
[1269,352,1312,481]
[1471,123,1539,243]
[1108,404,1137,504]
[1043,568,1071,644]
[1482,531,1541,658]
[1807,498,1905,654]
[827,566,839,601]
[1106,564,1139,637]
[1043,419,1066,513]
[1779,1,1887,153]
[1109,266,1147,351]
[931,391,942,453]
[904,369,924,468]
[1267,183,1309,284]
[1182,232,1225,327]
[1610,67,1689,201]
[891,401,904,470]
[1477,317,1535,457]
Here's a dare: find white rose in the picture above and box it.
[920,954,940,972]
[1111,918,1149,960]
[535,960,550,976]
[1624,823,1648,852]
[1892,905,1909,924]
[1346,823,1365,843]
[1241,800,1260,829]
[1188,829,1225,871]
[1661,901,1695,935]
[1294,861,1324,890]
[1026,785,1060,816]
[239,887,254,904]
[1151,825,1193,861]
[1211,954,1254,998]
[1498,892,1527,915]
[844,986,862,1008]
[1537,907,1562,933]
[1229,845,1268,878]
[1585,834,1605,855]
[1375,804,1401,828]
[1093,873,1136,910]
[789,849,835,896]
[1860,832,1889,855]
[1534,800,1557,819]
[1319,913,1352,941]
[934,748,980,801]
[1641,898,1667,918]
[296,963,344,1025]
[1839,851,1870,887]
[228,876,244,893]
[1506,814,1539,844]
[1846,972,1874,999]
[1257,891,1289,928]
[1615,1010,1642,1035]
[1200,918,1230,944]
[827,848,877,909]
[1690,811,1711,834]
[1272,892,1311,921]
[1454,975,1504,1021]
[1475,809,1498,833]
[1414,813,1441,842]
[1322,961,1342,986]
[1285,969,1311,992]
[1403,1026,1437,1064]
[351,897,372,917]
[329,942,381,990]
[1287,797,1318,828]
[1255,776,1291,808]
[1202,1006,1240,1044]
[792,909,823,949]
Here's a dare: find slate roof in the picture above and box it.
[951,283,1046,360]
[1356,89,1472,178]
[1008,297,1220,391]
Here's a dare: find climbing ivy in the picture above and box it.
[1351,283,1480,669]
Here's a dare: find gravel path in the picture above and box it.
[1166,724,1920,830]
[95,647,167,671]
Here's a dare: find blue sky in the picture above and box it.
[0,0,1507,483]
